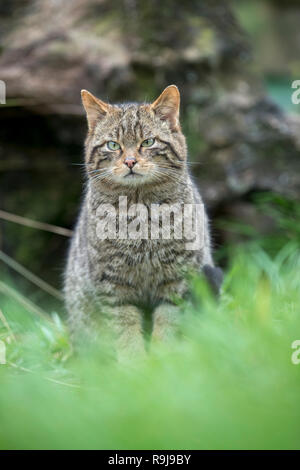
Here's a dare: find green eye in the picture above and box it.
[141,138,155,148]
[107,141,121,151]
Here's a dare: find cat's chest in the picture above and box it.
[90,237,194,292]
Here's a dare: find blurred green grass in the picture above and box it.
[0,241,300,450]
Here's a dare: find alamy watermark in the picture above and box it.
[0,80,6,104]
[291,80,300,105]
[0,340,6,365]
[291,340,300,365]
[95,197,205,250]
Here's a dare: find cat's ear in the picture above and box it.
[151,85,180,130]
[81,90,111,131]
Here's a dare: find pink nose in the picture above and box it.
[124,157,136,169]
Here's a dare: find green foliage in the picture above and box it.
[0,244,300,449]
[254,192,300,248]
[217,192,300,260]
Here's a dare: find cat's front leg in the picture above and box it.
[103,303,146,361]
[151,303,182,343]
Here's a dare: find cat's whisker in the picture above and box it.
[89,170,114,183]
[94,171,114,180]
[188,163,200,166]
[155,167,185,183]
[151,170,182,185]
[88,169,108,176]
[89,170,109,178]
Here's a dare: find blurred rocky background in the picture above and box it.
[0,0,299,303]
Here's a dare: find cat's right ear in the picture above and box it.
[81,90,110,131]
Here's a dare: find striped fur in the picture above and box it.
[64,86,214,358]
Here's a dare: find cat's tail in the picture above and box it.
[202,264,224,297]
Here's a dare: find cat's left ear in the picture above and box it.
[151,85,180,130]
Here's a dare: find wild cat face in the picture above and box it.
[81,86,187,187]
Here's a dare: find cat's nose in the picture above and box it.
[124,157,137,169]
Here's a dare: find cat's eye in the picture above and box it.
[141,138,155,148]
[107,141,121,151]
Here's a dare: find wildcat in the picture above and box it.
[64,85,221,358]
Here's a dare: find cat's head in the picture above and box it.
[81,86,187,188]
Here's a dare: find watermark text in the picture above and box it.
[95,197,205,250]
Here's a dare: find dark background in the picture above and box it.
[0,0,299,308]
